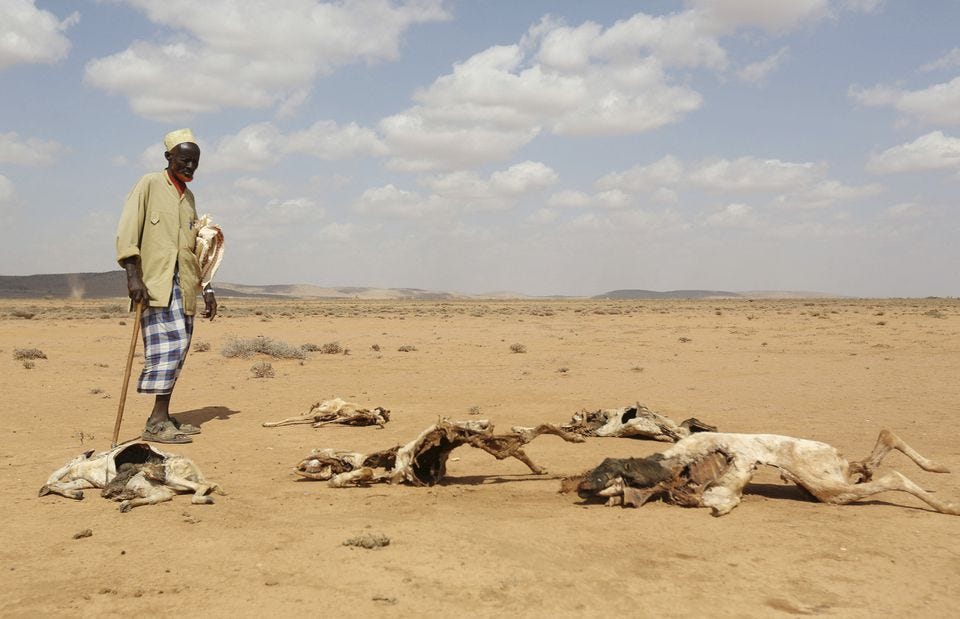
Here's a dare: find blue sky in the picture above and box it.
[1,0,958,297]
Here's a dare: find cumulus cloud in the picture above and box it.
[353,184,444,219]
[704,203,756,227]
[850,77,960,126]
[866,131,960,173]
[737,47,789,85]
[689,157,824,192]
[0,1,77,70]
[204,121,385,171]
[0,174,14,203]
[0,132,65,165]
[84,0,450,121]
[595,156,684,192]
[920,48,960,73]
[774,180,884,209]
[234,176,282,198]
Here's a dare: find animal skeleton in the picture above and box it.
[40,442,224,512]
[559,403,715,442]
[262,397,390,428]
[297,419,585,487]
[564,430,959,516]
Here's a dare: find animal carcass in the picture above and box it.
[559,403,715,441]
[263,397,390,429]
[564,430,959,516]
[297,419,585,487]
[39,442,224,512]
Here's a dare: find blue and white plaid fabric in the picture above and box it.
[137,274,194,395]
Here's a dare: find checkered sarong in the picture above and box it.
[137,275,194,395]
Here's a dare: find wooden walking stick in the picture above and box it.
[112,302,143,447]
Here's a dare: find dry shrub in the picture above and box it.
[13,348,46,360]
[193,340,211,353]
[221,336,306,359]
[397,344,417,352]
[250,361,275,378]
[320,341,344,354]
[510,343,527,353]
[11,310,35,319]
[22,361,35,369]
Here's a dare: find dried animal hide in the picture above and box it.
[262,397,390,428]
[39,442,224,512]
[564,430,959,517]
[297,419,585,487]
[559,403,716,442]
[193,213,224,288]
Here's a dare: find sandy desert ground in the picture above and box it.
[1,296,958,617]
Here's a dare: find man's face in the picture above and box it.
[165,142,201,183]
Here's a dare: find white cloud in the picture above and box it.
[315,222,356,243]
[0,1,77,70]
[880,202,927,220]
[595,155,684,192]
[353,184,444,219]
[0,174,14,203]
[382,12,715,170]
[205,121,385,171]
[84,0,449,121]
[546,190,592,209]
[737,47,789,85]
[920,48,960,73]
[704,203,756,227]
[0,132,65,165]
[690,157,824,192]
[264,197,324,225]
[850,77,960,126]
[774,180,884,209]
[234,177,282,198]
[867,131,960,173]
[419,161,558,211]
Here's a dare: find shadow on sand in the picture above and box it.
[175,405,241,429]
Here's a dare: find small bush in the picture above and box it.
[13,348,46,360]
[320,341,344,355]
[301,343,322,352]
[221,336,306,359]
[370,343,381,352]
[250,361,275,378]
[509,343,527,353]
[468,405,481,415]
[22,360,35,369]
[12,310,35,319]
[193,340,211,353]
[397,345,417,352]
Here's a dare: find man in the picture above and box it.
[115,128,216,444]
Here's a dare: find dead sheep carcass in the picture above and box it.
[564,430,959,516]
[297,419,585,487]
[262,397,390,429]
[559,403,715,442]
[39,442,224,512]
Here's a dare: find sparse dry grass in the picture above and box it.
[222,335,306,359]
[13,347,46,360]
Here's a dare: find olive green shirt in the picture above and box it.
[116,171,201,315]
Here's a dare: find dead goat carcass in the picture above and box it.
[39,442,224,512]
[559,403,715,442]
[297,419,585,487]
[263,397,390,429]
[564,430,959,517]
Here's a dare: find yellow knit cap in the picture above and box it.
[163,128,196,151]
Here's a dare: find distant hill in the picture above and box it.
[0,271,843,301]
[594,289,739,299]
[0,271,464,300]
[0,271,127,299]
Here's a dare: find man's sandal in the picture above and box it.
[171,418,201,435]
[142,420,193,444]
